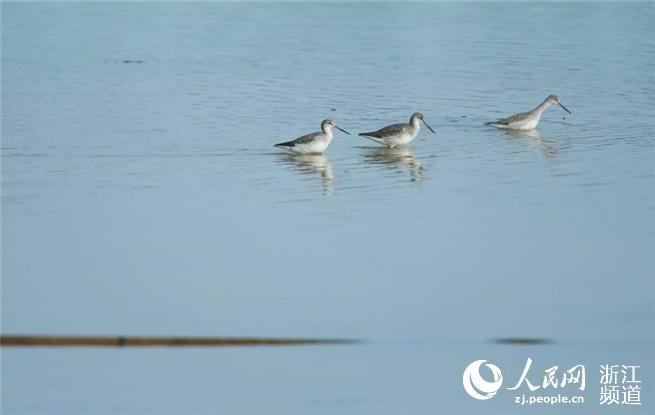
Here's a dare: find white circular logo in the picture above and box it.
[463,360,503,400]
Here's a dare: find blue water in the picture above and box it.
[2,2,654,414]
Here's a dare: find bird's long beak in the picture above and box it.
[422,120,436,134]
[558,102,572,114]
[335,126,351,135]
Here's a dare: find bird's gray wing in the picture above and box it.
[275,132,320,147]
[486,111,531,126]
[359,123,408,138]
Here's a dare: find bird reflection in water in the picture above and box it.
[361,147,424,182]
[277,153,334,193]
[506,129,558,159]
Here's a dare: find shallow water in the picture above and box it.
[2,2,654,414]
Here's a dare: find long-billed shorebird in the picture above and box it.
[359,112,435,148]
[486,95,571,130]
[274,119,350,154]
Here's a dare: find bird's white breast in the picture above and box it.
[292,134,331,154]
[508,114,542,130]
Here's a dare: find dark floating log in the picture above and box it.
[0,335,357,347]
[493,337,552,345]
[101,59,145,64]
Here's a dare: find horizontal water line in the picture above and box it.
[0,334,359,348]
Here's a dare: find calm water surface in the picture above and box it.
[2,2,654,414]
